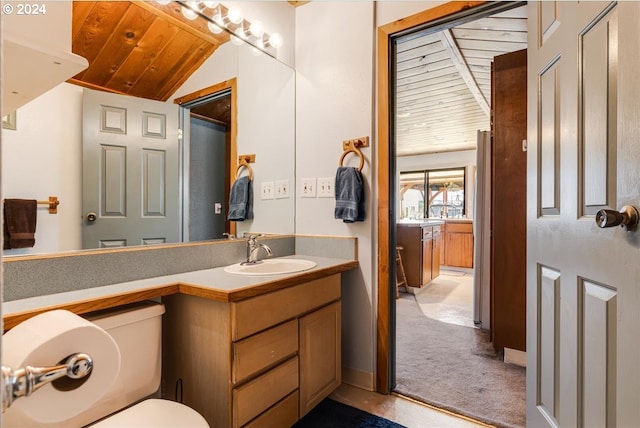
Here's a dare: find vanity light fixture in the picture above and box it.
[181,0,199,20]
[169,0,283,54]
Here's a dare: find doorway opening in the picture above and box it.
[175,79,237,241]
[378,2,527,427]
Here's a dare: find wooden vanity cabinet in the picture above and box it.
[161,274,342,428]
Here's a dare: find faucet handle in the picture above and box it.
[244,233,263,240]
[222,233,236,239]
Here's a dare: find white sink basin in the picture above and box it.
[224,258,317,276]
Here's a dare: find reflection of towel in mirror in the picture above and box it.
[3,199,37,249]
[334,166,365,223]
[228,176,253,221]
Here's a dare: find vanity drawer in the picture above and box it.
[233,357,299,428]
[243,390,299,428]
[232,319,298,385]
[231,274,340,340]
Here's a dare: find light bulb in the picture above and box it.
[212,9,224,26]
[236,26,249,40]
[201,1,218,8]
[249,20,264,38]
[181,2,198,20]
[227,7,243,25]
[230,35,244,46]
[155,0,171,5]
[207,21,223,34]
[268,33,283,49]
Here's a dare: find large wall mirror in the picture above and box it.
[1,1,295,257]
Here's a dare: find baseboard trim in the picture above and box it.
[504,347,526,367]
[342,367,375,391]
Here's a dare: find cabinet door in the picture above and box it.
[444,222,474,268]
[446,231,474,268]
[432,228,441,278]
[421,237,433,284]
[299,301,341,417]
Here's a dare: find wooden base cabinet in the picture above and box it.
[396,224,441,287]
[443,221,474,268]
[161,274,342,428]
[299,301,341,417]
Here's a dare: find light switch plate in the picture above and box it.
[301,178,316,197]
[317,177,334,198]
[275,180,290,199]
[261,181,275,200]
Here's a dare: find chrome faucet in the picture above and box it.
[243,234,273,264]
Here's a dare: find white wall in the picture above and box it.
[294,0,449,389]
[1,83,84,255]
[295,1,376,388]
[397,150,477,219]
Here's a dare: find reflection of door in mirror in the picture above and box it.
[82,88,180,249]
[181,86,235,241]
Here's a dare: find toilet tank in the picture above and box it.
[74,301,165,427]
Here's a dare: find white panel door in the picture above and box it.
[527,2,640,427]
[82,89,179,249]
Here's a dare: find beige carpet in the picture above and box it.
[395,275,526,428]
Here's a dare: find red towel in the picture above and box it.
[3,199,37,249]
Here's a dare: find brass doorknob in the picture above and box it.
[595,205,639,230]
[86,212,97,222]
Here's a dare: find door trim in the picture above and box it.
[174,78,237,238]
[375,0,487,393]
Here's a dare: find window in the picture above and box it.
[399,167,466,220]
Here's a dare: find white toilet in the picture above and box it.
[81,301,209,428]
[4,301,209,427]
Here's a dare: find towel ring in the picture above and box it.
[339,146,365,172]
[236,161,253,181]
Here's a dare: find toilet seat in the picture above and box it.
[89,399,209,427]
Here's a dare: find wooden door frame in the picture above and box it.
[174,78,238,238]
[375,1,488,393]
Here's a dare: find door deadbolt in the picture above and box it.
[595,205,639,230]
[86,212,97,222]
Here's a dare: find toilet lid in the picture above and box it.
[89,399,209,428]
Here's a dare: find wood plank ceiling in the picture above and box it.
[395,6,527,156]
[70,1,229,101]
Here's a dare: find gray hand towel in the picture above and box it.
[334,166,365,223]
[227,176,253,221]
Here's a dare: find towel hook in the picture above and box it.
[236,154,255,181]
[339,137,369,172]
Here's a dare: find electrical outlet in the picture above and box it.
[301,178,316,197]
[317,177,334,198]
[275,180,290,199]
[261,181,275,200]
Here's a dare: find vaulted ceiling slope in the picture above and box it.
[395,6,527,156]
[70,1,229,101]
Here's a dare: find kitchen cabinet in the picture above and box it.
[162,274,342,428]
[441,221,474,268]
[396,223,441,288]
